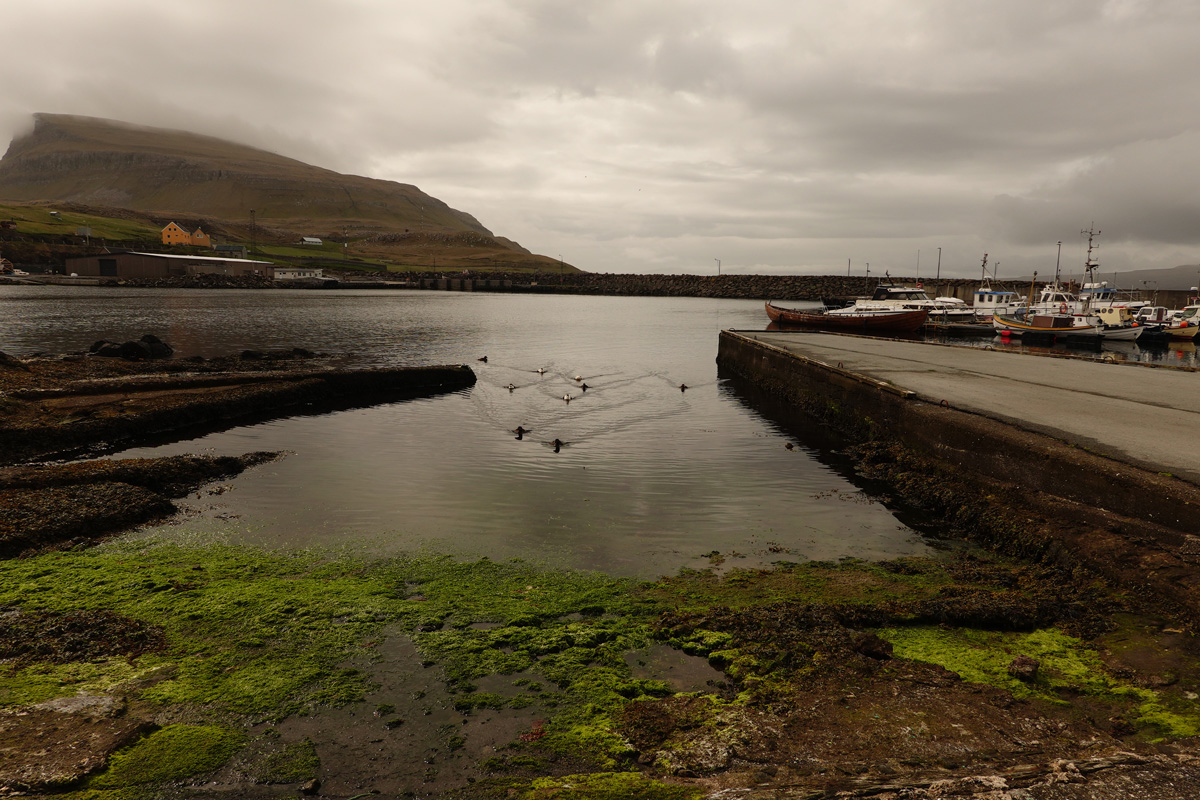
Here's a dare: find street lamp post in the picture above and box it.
[715,258,721,276]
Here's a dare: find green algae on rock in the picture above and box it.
[2,545,1199,796]
[517,771,703,799]
[85,724,246,789]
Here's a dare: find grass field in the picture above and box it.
[0,201,577,274]
[0,203,160,240]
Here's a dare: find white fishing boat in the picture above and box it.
[971,256,1026,321]
[1134,306,1199,343]
[842,280,977,323]
[1093,307,1144,341]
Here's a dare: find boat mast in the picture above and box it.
[1081,224,1100,313]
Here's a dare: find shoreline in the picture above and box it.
[1,349,1198,798]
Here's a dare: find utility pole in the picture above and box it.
[714,258,721,276]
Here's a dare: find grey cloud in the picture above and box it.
[4,0,1200,276]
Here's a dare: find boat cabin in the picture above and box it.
[1178,305,1200,325]
[1030,314,1075,329]
[974,287,1020,304]
[1038,285,1076,307]
[1077,282,1117,304]
[1135,306,1174,325]
[1094,307,1136,327]
[870,286,931,302]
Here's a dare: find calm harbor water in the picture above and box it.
[2,286,933,576]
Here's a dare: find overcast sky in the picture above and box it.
[4,0,1200,279]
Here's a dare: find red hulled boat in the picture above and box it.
[764,301,929,333]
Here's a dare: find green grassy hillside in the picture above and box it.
[0,115,575,272]
[0,202,160,240]
[0,114,494,240]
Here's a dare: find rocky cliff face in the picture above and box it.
[0,114,497,240]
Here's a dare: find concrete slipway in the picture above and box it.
[726,330,1200,485]
[717,329,1200,614]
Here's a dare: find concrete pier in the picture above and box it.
[717,329,1200,615]
[727,330,1200,484]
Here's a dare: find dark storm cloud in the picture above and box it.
[4,0,1200,275]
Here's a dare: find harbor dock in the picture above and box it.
[718,329,1200,615]
[725,330,1200,483]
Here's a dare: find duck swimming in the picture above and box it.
[506,383,517,392]
[478,356,488,363]
[785,442,794,450]
[573,375,583,382]
[580,383,589,392]
[537,368,546,374]
[552,438,564,452]
[679,383,688,392]
[513,426,530,440]
[563,394,572,403]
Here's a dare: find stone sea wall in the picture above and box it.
[409,272,985,302]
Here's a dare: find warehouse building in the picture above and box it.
[64,251,276,279]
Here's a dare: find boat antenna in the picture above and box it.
[1054,241,1062,286]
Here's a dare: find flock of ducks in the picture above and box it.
[478,357,692,453]
[481,357,798,453]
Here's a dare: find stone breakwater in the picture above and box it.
[408,272,982,302]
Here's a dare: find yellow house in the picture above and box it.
[161,222,212,248]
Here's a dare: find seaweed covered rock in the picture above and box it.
[0,351,30,372]
[89,334,173,360]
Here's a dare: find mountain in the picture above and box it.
[1012,262,1200,292]
[0,114,555,268]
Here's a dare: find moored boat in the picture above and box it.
[1093,306,1145,341]
[765,301,929,333]
[1132,306,1199,343]
[992,311,1105,339]
[839,281,977,323]
[971,255,1027,321]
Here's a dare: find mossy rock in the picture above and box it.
[86,724,244,788]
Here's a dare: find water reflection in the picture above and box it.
[927,331,1198,368]
[0,286,935,577]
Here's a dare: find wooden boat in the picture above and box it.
[992,312,1104,339]
[765,301,929,333]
